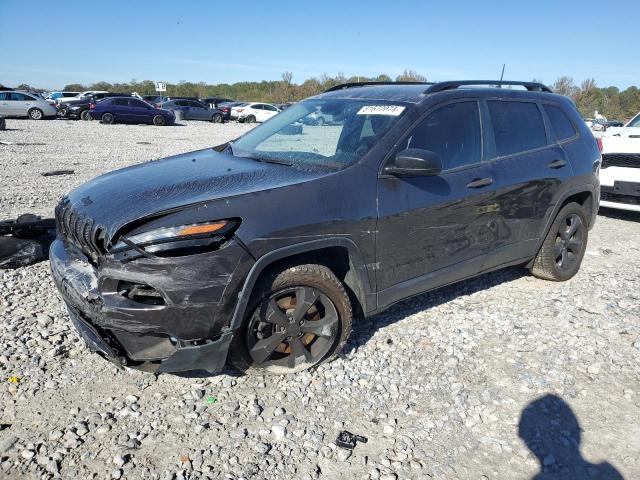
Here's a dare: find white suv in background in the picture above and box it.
[237,103,280,123]
[599,111,640,212]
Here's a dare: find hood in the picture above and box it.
[62,148,325,243]
[600,127,640,154]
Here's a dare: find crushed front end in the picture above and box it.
[49,198,254,374]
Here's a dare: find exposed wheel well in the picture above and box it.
[252,246,366,319]
[560,191,593,226]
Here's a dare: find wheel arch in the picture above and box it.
[527,185,597,268]
[230,238,374,331]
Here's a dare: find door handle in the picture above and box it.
[466,177,493,188]
[548,159,567,169]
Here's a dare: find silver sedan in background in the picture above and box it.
[0,91,58,120]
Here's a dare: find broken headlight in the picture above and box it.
[110,219,240,260]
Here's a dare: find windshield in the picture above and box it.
[627,113,640,128]
[230,98,408,169]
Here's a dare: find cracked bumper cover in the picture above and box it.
[49,238,253,374]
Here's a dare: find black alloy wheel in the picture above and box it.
[246,286,339,370]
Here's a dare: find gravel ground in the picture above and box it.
[1,119,639,480]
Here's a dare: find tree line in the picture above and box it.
[4,70,639,121]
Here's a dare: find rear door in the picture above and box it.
[481,99,574,268]
[111,98,130,121]
[0,92,13,116]
[11,93,35,116]
[376,99,504,305]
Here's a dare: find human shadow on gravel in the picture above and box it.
[345,266,527,353]
[597,207,640,222]
[518,394,624,480]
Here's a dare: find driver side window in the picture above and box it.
[397,101,481,171]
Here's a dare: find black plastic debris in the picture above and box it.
[0,214,56,269]
[335,431,368,450]
[42,169,75,177]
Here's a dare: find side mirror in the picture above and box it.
[384,148,442,177]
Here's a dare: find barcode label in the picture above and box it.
[357,105,406,116]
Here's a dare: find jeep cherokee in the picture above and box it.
[50,80,601,375]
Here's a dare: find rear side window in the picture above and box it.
[488,101,547,157]
[399,101,482,170]
[113,98,128,106]
[544,104,577,141]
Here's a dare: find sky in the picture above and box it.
[1,0,638,90]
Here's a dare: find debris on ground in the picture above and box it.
[8,376,21,384]
[0,214,56,268]
[41,169,75,177]
[206,396,218,405]
[335,431,368,450]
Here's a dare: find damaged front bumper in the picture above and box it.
[49,238,253,374]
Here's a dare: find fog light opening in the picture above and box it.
[117,281,165,306]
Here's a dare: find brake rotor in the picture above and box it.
[274,294,319,354]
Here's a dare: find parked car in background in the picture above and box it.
[143,95,169,106]
[45,91,80,104]
[50,80,599,376]
[160,100,224,122]
[56,91,109,104]
[237,102,281,123]
[58,93,134,120]
[276,102,295,110]
[603,120,624,128]
[201,97,235,109]
[89,97,175,126]
[599,111,640,212]
[227,102,248,120]
[0,91,58,119]
[216,101,239,121]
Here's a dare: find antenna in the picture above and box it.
[499,64,506,81]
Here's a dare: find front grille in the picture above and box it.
[55,197,106,258]
[600,187,640,206]
[601,153,640,169]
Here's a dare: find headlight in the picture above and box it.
[111,220,239,259]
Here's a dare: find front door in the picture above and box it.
[376,100,504,306]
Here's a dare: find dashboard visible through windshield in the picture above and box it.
[229,99,409,169]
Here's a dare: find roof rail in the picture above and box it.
[324,81,433,92]
[424,80,552,94]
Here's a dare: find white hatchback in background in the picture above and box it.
[237,103,281,123]
[599,111,640,212]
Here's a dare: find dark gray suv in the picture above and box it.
[50,80,600,376]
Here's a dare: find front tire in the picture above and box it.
[28,108,43,120]
[531,202,588,281]
[101,112,114,124]
[153,115,166,126]
[229,264,352,375]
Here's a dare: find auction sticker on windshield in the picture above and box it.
[357,105,405,116]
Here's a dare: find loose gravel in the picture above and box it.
[1,118,639,480]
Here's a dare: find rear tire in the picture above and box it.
[28,108,44,120]
[101,112,114,124]
[229,263,352,375]
[80,110,91,121]
[211,113,223,123]
[153,115,166,126]
[531,202,588,281]
[245,115,256,124]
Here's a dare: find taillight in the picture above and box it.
[596,137,603,152]
[237,108,244,112]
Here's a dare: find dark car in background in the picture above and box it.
[50,80,600,377]
[59,93,133,120]
[201,97,235,109]
[89,97,174,126]
[160,99,224,122]
[216,101,242,121]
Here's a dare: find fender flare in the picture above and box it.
[229,237,374,330]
